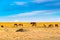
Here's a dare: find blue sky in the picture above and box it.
[0,0,60,22]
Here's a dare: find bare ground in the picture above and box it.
[0,27,60,40]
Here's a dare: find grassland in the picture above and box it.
[0,22,60,40]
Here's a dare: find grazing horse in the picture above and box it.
[14,24,18,27]
[1,25,4,28]
[19,24,23,28]
[55,24,59,27]
[30,22,36,27]
[48,24,53,28]
[43,24,46,28]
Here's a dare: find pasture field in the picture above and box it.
[0,22,60,28]
[0,22,60,40]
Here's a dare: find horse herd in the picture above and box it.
[14,22,59,28]
[0,22,59,28]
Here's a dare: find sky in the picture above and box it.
[0,0,60,22]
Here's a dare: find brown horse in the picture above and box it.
[30,22,36,27]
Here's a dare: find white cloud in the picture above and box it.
[15,2,27,5]
[0,17,60,22]
[32,0,55,3]
[11,2,27,6]
[45,2,60,6]
[0,10,60,22]
[8,10,56,18]
[13,20,19,22]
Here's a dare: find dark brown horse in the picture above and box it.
[55,24,59,27]
[14,24,18,27]
[30,22,36,27]
[48,24,53,28]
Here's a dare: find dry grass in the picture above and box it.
[0,27,60,40]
